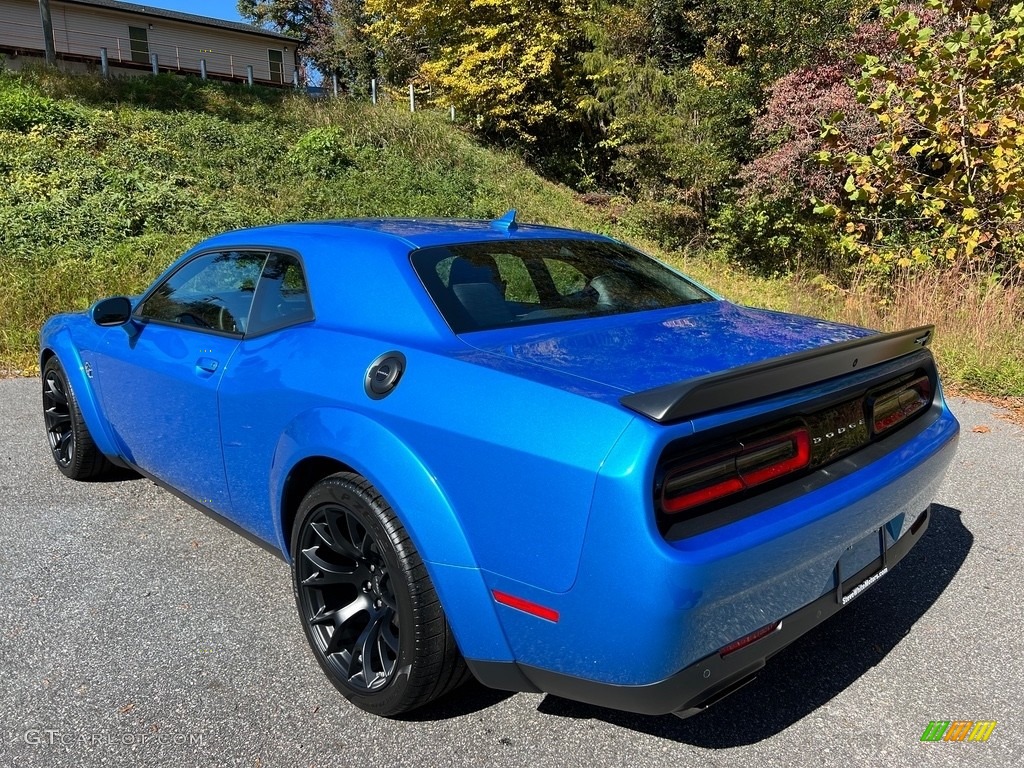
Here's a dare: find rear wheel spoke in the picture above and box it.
[300,546,357,586]
[296,498,407,696]
[292,475,465,715]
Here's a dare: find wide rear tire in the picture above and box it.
[291,472,469,716]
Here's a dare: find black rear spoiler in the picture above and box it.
[619,325,935,423]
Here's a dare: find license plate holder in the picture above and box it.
[835,527,889,606]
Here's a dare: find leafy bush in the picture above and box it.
[288,126,361,177]
[711,196,844,275]
[822,0,1024,272]
[0,78,82,131]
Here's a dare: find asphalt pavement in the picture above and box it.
[1,377,1021,767]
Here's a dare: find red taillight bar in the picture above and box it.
[871,375,931,435]
[662,428,811,514]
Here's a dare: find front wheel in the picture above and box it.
[291,472,468,716]
[41,357,114,480]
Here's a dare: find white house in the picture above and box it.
[0,0,299,86]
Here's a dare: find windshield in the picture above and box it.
[410,239,713,333]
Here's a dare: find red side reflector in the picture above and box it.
[719,621,782,657]
[492,590,559,622]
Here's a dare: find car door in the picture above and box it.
[93,250,266,514]
[216,251,316,543]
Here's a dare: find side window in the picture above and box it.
[137,251,267,334]
[246,252,314,336]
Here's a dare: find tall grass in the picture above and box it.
[834,269,1024,397]
[674,255,1024,397]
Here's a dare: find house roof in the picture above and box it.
[59,0,299,43]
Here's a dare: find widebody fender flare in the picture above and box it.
[270,407,514,662]
[39,321,122,461]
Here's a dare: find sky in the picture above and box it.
[139,0,247,25]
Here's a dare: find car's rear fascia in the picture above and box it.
[469,364,959,716]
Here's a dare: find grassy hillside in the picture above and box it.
[0,68,608,373]
[1,68,1021,403]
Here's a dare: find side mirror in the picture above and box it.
[91,296,133,327]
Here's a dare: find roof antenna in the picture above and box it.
[492,209,518,231]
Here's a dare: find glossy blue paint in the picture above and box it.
[490,398,958,685]
[39,218,960,708]
[39,319,121,459]
[460,301,873,395]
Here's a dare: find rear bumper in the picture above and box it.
[469,396,958,714]
[469,504,930,716]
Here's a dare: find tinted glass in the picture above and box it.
[246,252,314,335]
[138,251,267,334]
[410,239,712,333]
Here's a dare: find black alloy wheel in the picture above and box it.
[43,365,75,469]
[41,357,112,480]
[291,473,468,716]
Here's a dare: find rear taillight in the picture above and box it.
[870,375,931,435]
[661,427,811,515]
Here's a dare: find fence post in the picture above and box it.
[332,73,338,97]
[450,105,455,122]
[409,83,415,112]
[371,78,377,105]
[100,47,109,78]
[38,0,56,65]
[292,69,299,88]
[200,59,207,80]
[246,65,253,87]
[150,52,158,75]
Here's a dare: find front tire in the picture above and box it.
[41,357,114,480]
[291,472,468,716]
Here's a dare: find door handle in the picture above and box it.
[195,357,219,374]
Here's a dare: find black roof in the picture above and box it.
[61,0,298,43]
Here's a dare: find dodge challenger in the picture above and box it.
[39,212,959,718]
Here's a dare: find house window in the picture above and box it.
[268,49,284,84]
[129,26,150,64]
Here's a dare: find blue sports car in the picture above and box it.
[39,213,959,718]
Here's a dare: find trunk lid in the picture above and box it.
[459,301,873,395]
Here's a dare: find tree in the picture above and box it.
[364,0,590,144]
[238,0,375,88]
[823,0,1024,270]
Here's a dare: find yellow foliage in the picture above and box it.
[365,0,588,140]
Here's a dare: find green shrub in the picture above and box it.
[288,126,361,178]
[0,78,81,131]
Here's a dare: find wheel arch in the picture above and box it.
[271,407,515,663]
[279,455,354,558]
[39,326,122,461]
